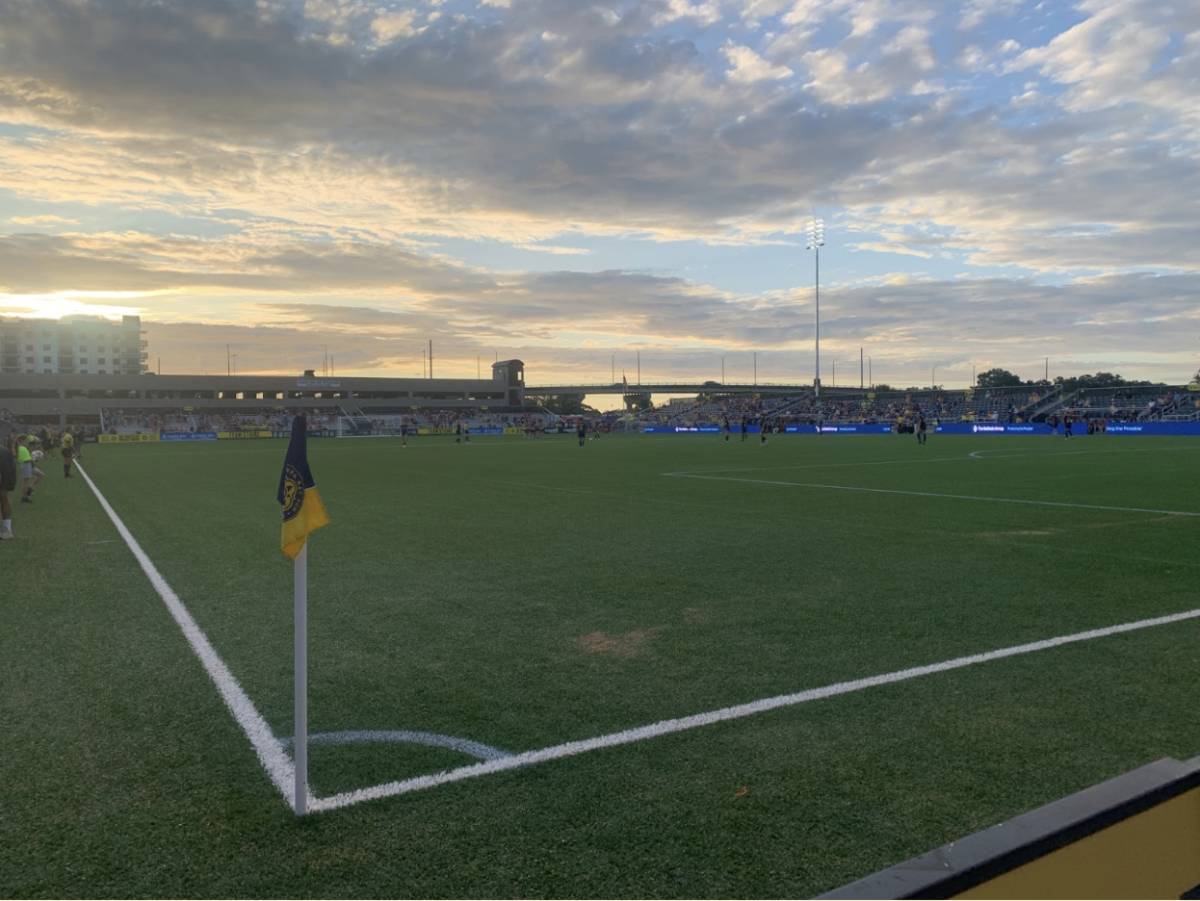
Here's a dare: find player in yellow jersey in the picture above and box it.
[61,427,76,478]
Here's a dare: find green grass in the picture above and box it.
[3,432,1199,897]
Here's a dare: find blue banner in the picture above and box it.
[160,431,218,441]
[936,422,1200,436]
[643,425,739,434]
[786,424,894,434]
[936,423,1040,434]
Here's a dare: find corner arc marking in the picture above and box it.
[279,730,512,761]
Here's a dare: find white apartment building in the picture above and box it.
[0,315,147,376]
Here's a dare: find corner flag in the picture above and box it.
[278,413,330,558]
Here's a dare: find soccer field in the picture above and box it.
[4,431,1199,897]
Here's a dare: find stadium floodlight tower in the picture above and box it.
[806,218,825,396]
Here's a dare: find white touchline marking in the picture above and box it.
[663,472,1200,517]
[309,606,1200,813]
[76,462,304,811]
[74,460,1200,816]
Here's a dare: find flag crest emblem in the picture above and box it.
[277,414,330,558]
[281,464,303,520]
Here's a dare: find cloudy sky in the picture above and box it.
[1,0,1198,397]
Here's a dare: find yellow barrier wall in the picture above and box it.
[956,785,1200,900]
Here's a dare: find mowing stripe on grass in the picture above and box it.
[309,606,1200,813]
[663,472,1200,517]
[76,462,303,811]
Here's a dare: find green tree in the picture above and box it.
[533,394,599,416]
[977,368,1023,388]
[624,395,652,412]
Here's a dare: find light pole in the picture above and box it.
[832,359,836,387]
[231,354,237,376]
[932,366,936,389]
[806,218,825,396]
[868,356,872,388]
[753,351,757,384]
[611,353,615,383]
[226,343,231,376]
[721,354,726,383]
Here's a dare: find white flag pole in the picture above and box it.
[294,540,308,816]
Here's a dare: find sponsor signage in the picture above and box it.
[99,433,159,443]
[643,425,728,434]
[297,379,341,389]
[936,423,1038,434]
[160,432,219,441]
[216,430,273,439]
[785,424,892,434]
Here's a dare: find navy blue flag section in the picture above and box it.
[277,414,330,559]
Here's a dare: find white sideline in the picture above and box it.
[663,472,1200,517]
[76,462,303,811]
[76,461,1200,816]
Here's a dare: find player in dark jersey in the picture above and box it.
[0,443,14,538]
[917,412,927,444]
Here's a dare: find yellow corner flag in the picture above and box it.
[277,413,330,558]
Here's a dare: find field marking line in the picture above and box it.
[72,456,1200,816]
[278,730,511,761]
[75,462,303,811]
[662,472,1200,518]
[310,605,1200,813]
[674,441,1200,477]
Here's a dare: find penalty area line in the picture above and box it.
[662,472,1200,518]
[76,462,302,811]
[310,606,1200,813]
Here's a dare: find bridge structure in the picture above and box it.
[524,380,855,397]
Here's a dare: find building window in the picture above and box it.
[42,343,51,350]
[98,346,105,351]
[80,358,88,364]
[98,357,106,364]
[25,344,32,351]
[42,355,51,363]
[25,356,33,364]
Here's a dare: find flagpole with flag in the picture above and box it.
[277,413,330,815]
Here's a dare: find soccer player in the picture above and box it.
[760,419,768,446]
[1064,411,1073,439]
[61,426,76,477]
[723,417,731,441]
[740,418,748,442]
[400,418,408,447]
[577,418,587,447]
[16,434,43,502]
[917,412,927,445]
[0,442,15,539]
